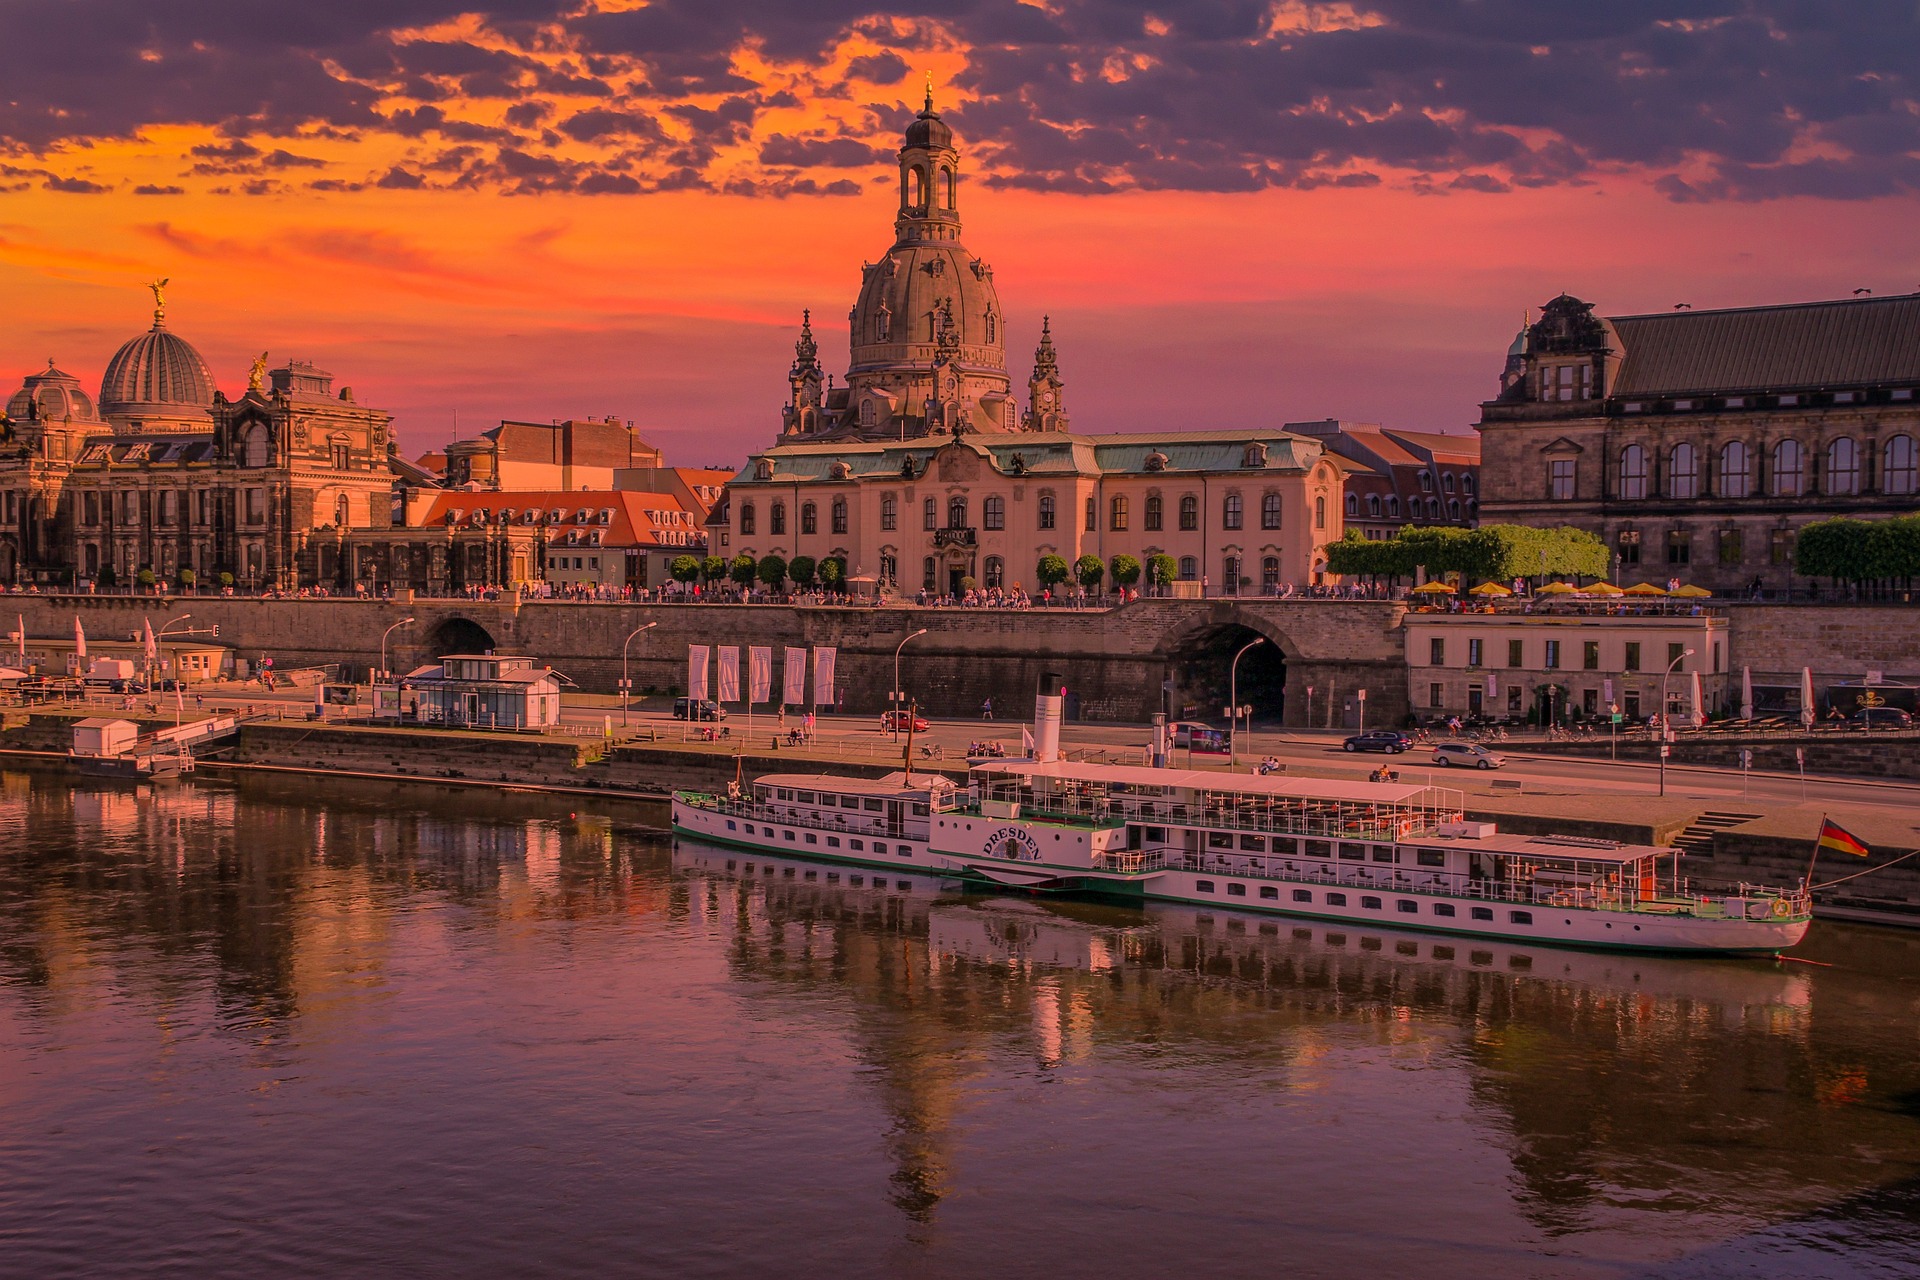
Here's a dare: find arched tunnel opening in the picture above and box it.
[1165,623,1288,726]
[428,616,497,657]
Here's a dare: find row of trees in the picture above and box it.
[1324,524,1611,582]
[1794,516,1920,595]
[1033,553,1177,593]
[669,553,848,591]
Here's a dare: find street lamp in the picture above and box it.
[1228,637,1266,764]
[1658,646,1695,797]
[892,628,928,738]
[380,616,415,682]
[621,621,658,726]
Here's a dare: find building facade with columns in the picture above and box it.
[713,93,1347,594]
[1477,292,1920,594]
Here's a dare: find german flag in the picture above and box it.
[1818,818,1871,858]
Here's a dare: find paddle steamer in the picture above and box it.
[672,692,1811,954]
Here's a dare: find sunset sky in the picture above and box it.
[3,1,1917,465]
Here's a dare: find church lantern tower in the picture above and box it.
[781,310,825,436]
[1023,316,1068,433]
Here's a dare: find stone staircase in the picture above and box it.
[1671,810,1764,859]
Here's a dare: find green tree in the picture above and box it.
[670,554,701,583]
[819,556,846,590]
[728,554,756,586]
[701,555,727,583]
[1074,553,1105,590]
[788,555,817,588]
[1110,554,1142,588]
[177,567,197,589]
[217,571,234,588]
[1146,553,1177,591]
[98,564,118,588]
[136,568,157,589]
[1036,554,1070,589]
[756,554,788,589]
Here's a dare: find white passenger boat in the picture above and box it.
[672,692,1812,955]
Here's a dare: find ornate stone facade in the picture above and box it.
[1478,293,1920,593]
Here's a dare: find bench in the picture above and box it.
[1490,779,1525,792]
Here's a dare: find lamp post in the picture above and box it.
[1228,637,1266,764]
[1658,646,1695,796]
[380,616,415,683]
[621,621,658,726]
[892,628,928,739]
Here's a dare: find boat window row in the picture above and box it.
[722,858,914,891]
[727,819,915,857]
[1190,880,1535,925]
[1185,831,1451,867]
[770,787,890,813]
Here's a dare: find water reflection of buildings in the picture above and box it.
[672,842,1840,1236]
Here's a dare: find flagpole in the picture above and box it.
[1804,814,1826,895]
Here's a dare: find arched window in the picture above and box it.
[1316,496,1327,529]
[1144,495,1163,530]
[1262,557,1280,593]
[1427,497,1440,519]
[1344,493,1358,517]
[1085,496,1097,531]
[859,399,877,428]
[1618,444,1648,499]
[1461,473,1474,495]
[1720,441,1750,498]
[922,556,936,592]
[1178,495,1198,531]
[1447,498,1460,521]
[800,502,817,534]
[984,556,1003,588]
[945,168,956,210]
[1223,555,1241,595]
[1418,469,1434,492]
[984,310,997,343]
[1772,439,1804,496]
[1223,494,1243,530]
[1827,438,1859,495]
[1261,493,1282,529]
[1110,495,1128,530]
[1178,556,1198,581]
[1387,495,1400,518]
[923,498,938,530]
[1442,472,1456,493]
[1885,435,1918,495]
[770,502,786,535]
[880,495,897,530]
[1669,443,1698,499]
[738,503,756,535]
[948,496,967,529]
[983,496,1005,530]
[1037,494,1056,530]
[908,166,925,213]
[830,497,848,535]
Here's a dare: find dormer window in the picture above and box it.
[1539,363,1593,401]
[1242,442,1267,468]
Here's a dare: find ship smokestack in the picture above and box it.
[1033,687,1064,763]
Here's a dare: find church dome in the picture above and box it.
[903,98,953,152]
[6,362,101,423]
[99,315,217,419]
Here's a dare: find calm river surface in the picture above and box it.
[2,769,1919,1279]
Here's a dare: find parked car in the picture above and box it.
[1433,742,1507,769]
[673,697,726,721]
[880,710,930,733]
[1343,730,1413,754]
[1851,706,1913,729]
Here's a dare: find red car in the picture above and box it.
[881,710,930,733]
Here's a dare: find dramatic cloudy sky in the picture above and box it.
[2,0,1917,462]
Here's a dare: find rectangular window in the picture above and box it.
[1470,906,1493,921]
[1618,529,1641,565]
[1718,528,1743,565]
[1508,639,1523,667]
[1195,880,1216,893]
[1396,900,1419,914]
[873,843,887,854]
[1326,893,1347,906]
[1361,896,1382,910]
[1371,847,1396,863]
[1238,834,1265,851]
[1434,903,1456,917]
[1544,640,1560,670]
[805,833,817,844]
[1770,528,1792,565]
[1305,840,1332,859]
[849,839,864,850]
[1339,842,1366,861]
[1667,529,1691,564]
[1415,850,1446,868]
[1429,682,1444,708]
[826,837,841,847]
[1259,886,1279,900]
[1227,883,1246,897]
[1208,832,1233,849]
[1548,459,1575,500]
[1583,641,1600,671]
[1624,642,1641,672]
[1667,643,1685,669]
[1509,910,1533,925]
[1292,889,1313,902]
[1467,639,1482,668]
[1429,637,1446,664]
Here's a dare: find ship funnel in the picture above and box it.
[1033,688,1064,763]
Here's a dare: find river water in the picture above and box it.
[2,769,1918,1279]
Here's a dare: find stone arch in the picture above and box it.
[1156,606,1293,725]
[428,615,496,657]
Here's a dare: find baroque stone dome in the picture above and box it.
[99,313,217,420]
[6,362,101,423]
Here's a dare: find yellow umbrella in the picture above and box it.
[1583,582,1624,596]
[1536,581,1578,595]
[1671,584,1712,598]
[1411,581,1456,594]
[1469,582,1512,597]
[1623,582,1668,596]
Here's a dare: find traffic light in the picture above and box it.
[211,625,220,637]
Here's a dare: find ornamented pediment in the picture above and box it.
[1542,436,1585,454]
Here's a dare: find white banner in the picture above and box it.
[749,646,772,705]
[688,645,709,702]
[1485,672,1498,698]
[1602,677,1615,704]
[783,647,807,705]
[717,646,740,703]
[812,646,837,706]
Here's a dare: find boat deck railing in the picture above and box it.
[967,786,1447,842]
[679,793,916,841]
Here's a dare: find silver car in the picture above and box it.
[1433,742,1506,769]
